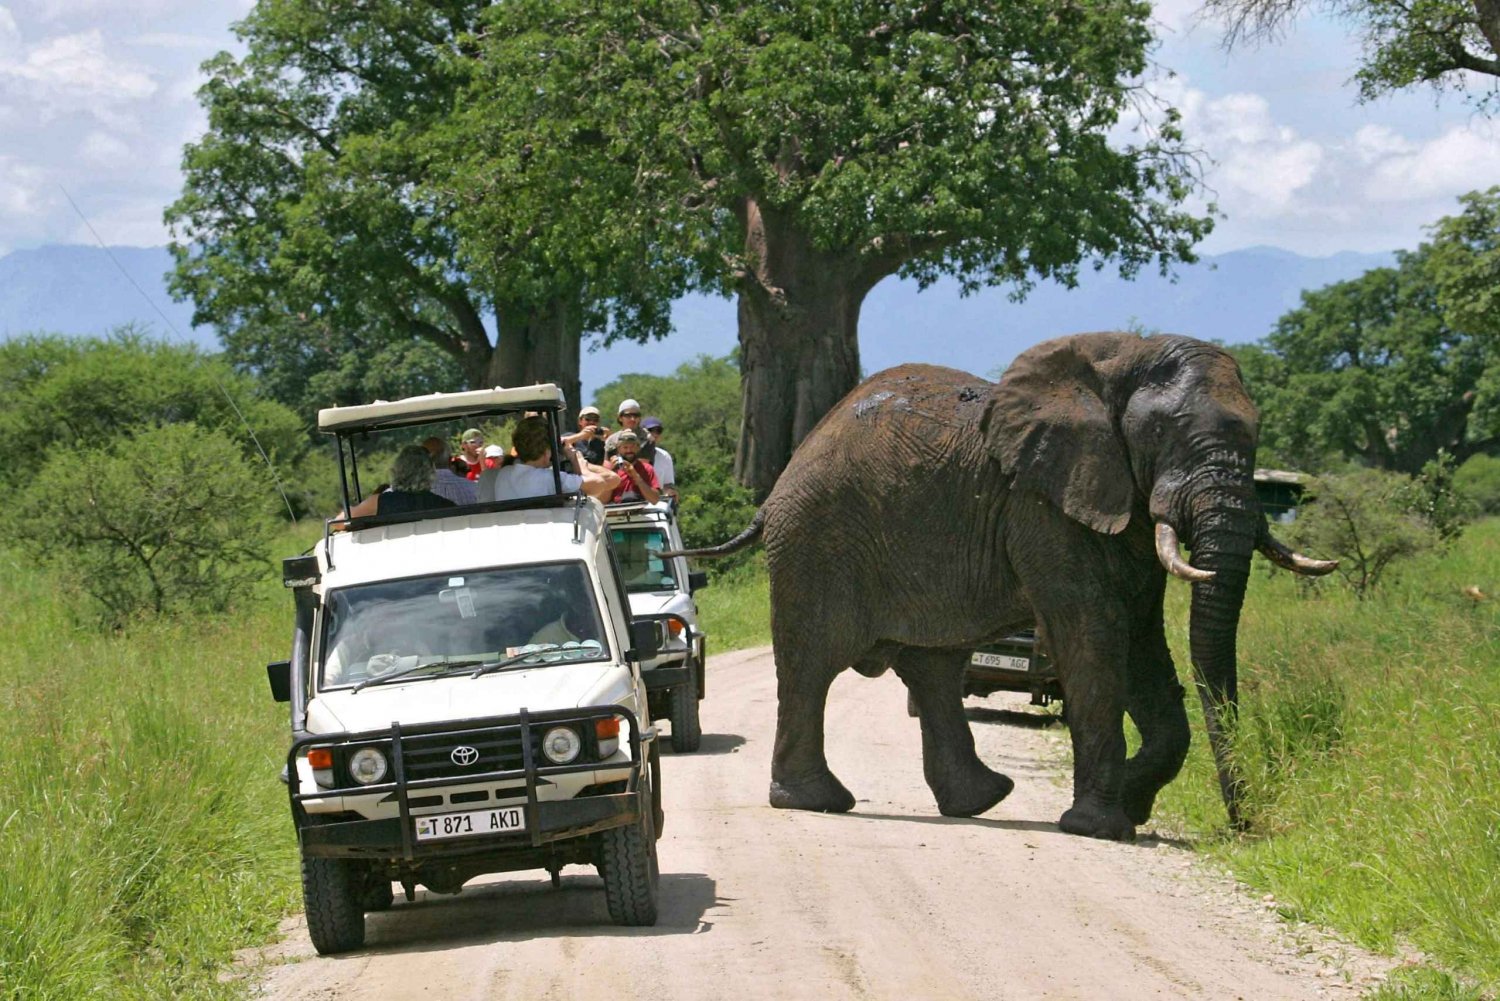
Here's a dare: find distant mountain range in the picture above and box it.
[1,243,1396,396]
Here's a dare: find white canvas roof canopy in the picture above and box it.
[317,384,567,434]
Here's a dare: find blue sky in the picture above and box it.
[1,0,1497,261]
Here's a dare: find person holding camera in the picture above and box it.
[561,404,609,470]
[607,429,661,504]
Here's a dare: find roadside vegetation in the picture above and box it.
[0,540,306,999]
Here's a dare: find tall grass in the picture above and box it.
[696,552,772,653]
[1154,519,1500,995]
[0,543,305,1000]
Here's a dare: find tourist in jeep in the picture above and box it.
[490,416,619,502]
[341,445,457,521]
[608,429,661,504]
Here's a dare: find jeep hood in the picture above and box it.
[308,661,632,734]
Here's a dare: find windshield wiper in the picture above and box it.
[468,645,567,679]
[352,658,477,693]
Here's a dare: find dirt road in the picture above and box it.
[248,647,1395,1000]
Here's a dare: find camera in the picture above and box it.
[593,426,606,437]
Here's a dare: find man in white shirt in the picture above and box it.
[640,416,676,503]
[490,416,618,502]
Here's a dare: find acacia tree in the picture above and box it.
[167,0,682,417]
[1203,0,1500,108]
[1234,192,1500,472]
[457,0,1214,496]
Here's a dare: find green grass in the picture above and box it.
[1153,518,1500,997]
[696,552,772,653]
[0,538,309,1000]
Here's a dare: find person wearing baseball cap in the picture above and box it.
[456,428,486,479]
[640,417,676,503]
[607,427,661,504]
[606,399,641,454]
[563,405,609,467]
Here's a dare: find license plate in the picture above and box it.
[970,651,1030,672]
[414,806,526,842]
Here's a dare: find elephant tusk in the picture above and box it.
[1155,523,1216,582]
[1257,526,1339,576]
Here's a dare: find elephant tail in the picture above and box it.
[657,508,765,558]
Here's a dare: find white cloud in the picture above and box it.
[1360,122,1500,202]
[0,154,49,221]
[1,30,157,108]
[79,129,131,165]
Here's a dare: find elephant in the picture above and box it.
[669,332,1335,840]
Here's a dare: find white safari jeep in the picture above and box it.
[604,502,709,752]
[267,386,664,955]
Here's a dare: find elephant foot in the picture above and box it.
[1121,784,1159,826]
[1059,802,1136,842]
[768,770,856,813]
[934,767,1014,818]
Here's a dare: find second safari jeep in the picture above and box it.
[605,501,709,752]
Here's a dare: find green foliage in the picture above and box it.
[1286,468,1450,598]
[591,354,760,565]
[1397,451,1476,541]
[462,0,1213,295]
[0,544,302,999]
[8,424,277,628]
[1455,453,1500,514]
[1242,192,1500,474]
[0,331,305,497]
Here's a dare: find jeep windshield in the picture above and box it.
[609,526,677,593]
[319,561,608,691]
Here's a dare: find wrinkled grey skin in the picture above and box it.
[676,333,1322,840]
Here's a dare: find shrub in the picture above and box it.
[0,330,310,516]
[1287,468,1447,599]
[8,423,276,627]
[1455,453,1500,514]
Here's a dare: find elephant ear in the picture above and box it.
[982,336,1135,535]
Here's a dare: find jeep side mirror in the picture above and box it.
[688,571,709,592]
[629,620,660,660]
[267,660,292,703]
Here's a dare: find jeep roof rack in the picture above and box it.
[318,384,566,435]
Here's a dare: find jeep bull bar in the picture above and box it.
[287,705,647,862]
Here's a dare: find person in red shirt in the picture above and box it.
[608,429,660,504]
[456,428,485,480]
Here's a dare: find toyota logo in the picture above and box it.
[450,745,480,767]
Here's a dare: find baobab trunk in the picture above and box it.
[734,201,873,499]
[491,296,584,421]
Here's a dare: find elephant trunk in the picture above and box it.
[1184,489,1258,830]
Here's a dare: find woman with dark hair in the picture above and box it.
[342,445,457,520]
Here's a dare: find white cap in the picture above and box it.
[483,444,505,457]
[617,398,641,415]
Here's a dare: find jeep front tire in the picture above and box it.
[301,853,366,954]
[669,667,702,752]
[598,777,659,926]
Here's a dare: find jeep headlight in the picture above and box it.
[348,747,389,785]
[542,726,582,764]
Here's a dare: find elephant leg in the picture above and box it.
[892,648,1014,817]
[767,639,856,813]
[1121,590,1190,825]
[1046,610,1137,842]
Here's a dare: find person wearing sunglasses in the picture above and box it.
[640,416,677,504]
[562,405,609,468]
[605,399,648,459]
